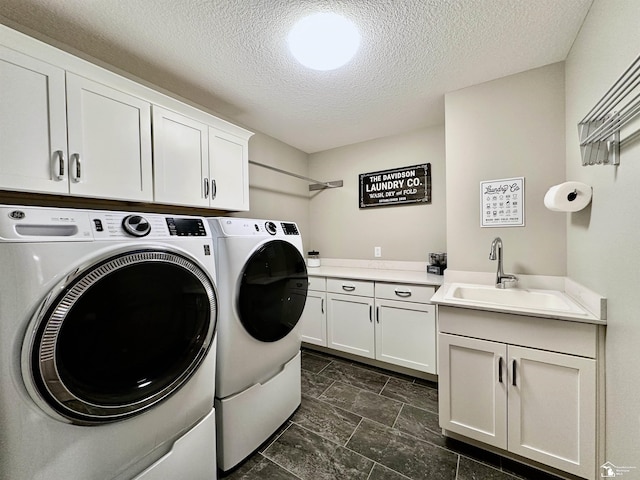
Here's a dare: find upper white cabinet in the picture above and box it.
[66,73,153,201]
[0,48,153,201]
[152,107,209,207]
[151,107,250,211]
[0,24,252,209]
[208,128,249,211]
[0,46,68,194]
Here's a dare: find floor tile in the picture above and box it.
[457,456,520,480]
[291,394,362,445]
[300,369,334,398]
[440,438,503,471]
[368,463,412,480]
[301,351,332,373]
[220,454,300,480]
[263,423,374,480]
[320,381,402,427]
[393,404,443,445]
[347,418,458,480]
[317,360,390,393]
[380,377,439,413]
[257,420,291,454]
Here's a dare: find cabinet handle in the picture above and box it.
[369,305,372,322]
[204,178,210,198]
[342,284,356,292]
[53,150,65,181]
[498,357,503,383]
[512,359,517,387]
[211,179,217,200]
[70,153,81,182]
[394,289,412,297]
[321,298,324,314]
[376,306,379,323]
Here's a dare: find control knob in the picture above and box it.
[122,215,151,237]
[265,221,277,235]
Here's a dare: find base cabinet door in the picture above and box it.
[508,346,596,478]
[299,290,327,347]
[327,293,374,359]
[0,46,68,194]
[375,299,436,374]
[439,331,597,479]
[438,333,508,449]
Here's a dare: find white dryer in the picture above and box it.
[208,217,308,471]
[0,205,219,480]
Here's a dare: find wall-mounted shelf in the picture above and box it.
[249,160,343,191]
[578,53,640,166]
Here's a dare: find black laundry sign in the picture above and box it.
[359,164,431,208]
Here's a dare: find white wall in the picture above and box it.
[307,126,446,261]
[565,0,640,468]
[234,132,311,251]
[444,63,567,275]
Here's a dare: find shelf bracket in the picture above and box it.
[249,160,343,191]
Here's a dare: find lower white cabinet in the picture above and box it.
[376,298,436,373]
[326,279,375,358]
[310,277,437,374]
[438,306,599,479]
[299,277,327,346]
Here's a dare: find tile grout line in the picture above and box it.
[390,402,404,430]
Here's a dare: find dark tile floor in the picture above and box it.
[220,349,565,480]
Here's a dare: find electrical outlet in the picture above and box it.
[374,246,382,257]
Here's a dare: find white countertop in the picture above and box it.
[306,260,444,287]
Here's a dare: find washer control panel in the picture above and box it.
[166,217,207,236]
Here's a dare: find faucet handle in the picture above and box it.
[497,275,518,289]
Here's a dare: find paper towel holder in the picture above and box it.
[544,182,592,212]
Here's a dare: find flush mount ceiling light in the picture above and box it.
[287,12,360,71]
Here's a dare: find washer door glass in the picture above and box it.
[29,249,217,425]
[238,240,308,342]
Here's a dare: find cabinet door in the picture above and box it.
[66,73,153,201]
[508,346,596,478]
[152,106,209,207]
[0,46,68,193]
[299,291,327,347]
[375,299,436,374]
[326,293,374,359]
[438,333,507,449]
[208,128,249,211]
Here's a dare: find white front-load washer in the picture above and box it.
[0,205,219,480]
[208,217,308,471]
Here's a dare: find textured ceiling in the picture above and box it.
[0,0,593,153]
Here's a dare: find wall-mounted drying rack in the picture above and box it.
[248,160,343,191]
[578,53,640,166]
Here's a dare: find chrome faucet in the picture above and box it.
[489,237,517,288]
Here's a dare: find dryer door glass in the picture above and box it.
[29,249,217,424]
[238,240,308,342]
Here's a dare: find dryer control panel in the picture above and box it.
[212,218,301,238]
